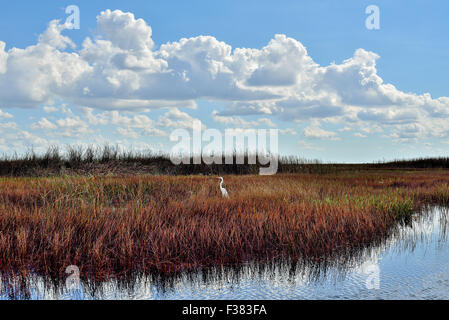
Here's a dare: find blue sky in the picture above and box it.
[0,1,448,162]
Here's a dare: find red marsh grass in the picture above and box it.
[1,171,449,280]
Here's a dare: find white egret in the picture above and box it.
[218,176,229,198]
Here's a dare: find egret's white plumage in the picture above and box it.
[219,176,229,198]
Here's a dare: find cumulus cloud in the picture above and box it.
[116,127,139,139]
[354,132,367,138]
[211,110,275,128]
[303,125,339,140]
[0,9,448,146]
[0,41,7,74]
[357,108,419,125]
[78,107,168,137]
[31,117,57,130]
[0,122,17,131]
[55,116,92,137]
[279,128,297,135]
[157,108,203,129]
[245,34,317,87]
[43,105,59,113]
[0,122,49,153]
[0,20,88,109]
[390,123,428,143]
[0,109,13,119]
[30,113,91,137]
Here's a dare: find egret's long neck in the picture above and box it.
[220,178,224,189]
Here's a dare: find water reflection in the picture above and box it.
[1,206,449,300]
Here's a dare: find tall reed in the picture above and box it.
[1,171,448,280]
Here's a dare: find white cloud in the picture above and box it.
[357,108,419,125]
[338,126,352,132]
[55,116,92,137]
[211,110,275,128]
[82,107,153,127]
[0,20,89,109]
[245,34,317,87]
[158,108,203,129]
[31,117,57,130]
[303,126,339,140]
[0,109,13,119]
[0,123,49,153]
[0,41,7,74]
[30,115,91,137]
[142,127,167,136]
[390,123,427,143]
[43,105,58,113]
[110,112,154,128]
[116,127,139,139]
[0,122,17,131]
[0,9,447,146]
[38,20,75,50]
[96,9,155,53]
[279,128,297,135]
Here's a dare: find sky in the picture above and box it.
[0,0,448,162]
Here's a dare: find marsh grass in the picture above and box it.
[3,145,449,177]
[1,171,449,282]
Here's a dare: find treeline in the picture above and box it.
[371,157,449,169]
[0,145,448,177]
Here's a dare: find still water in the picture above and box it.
[2,206,449,300]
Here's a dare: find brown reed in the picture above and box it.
[0,171,449,280]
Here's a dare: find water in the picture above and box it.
[1,207,449,300]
